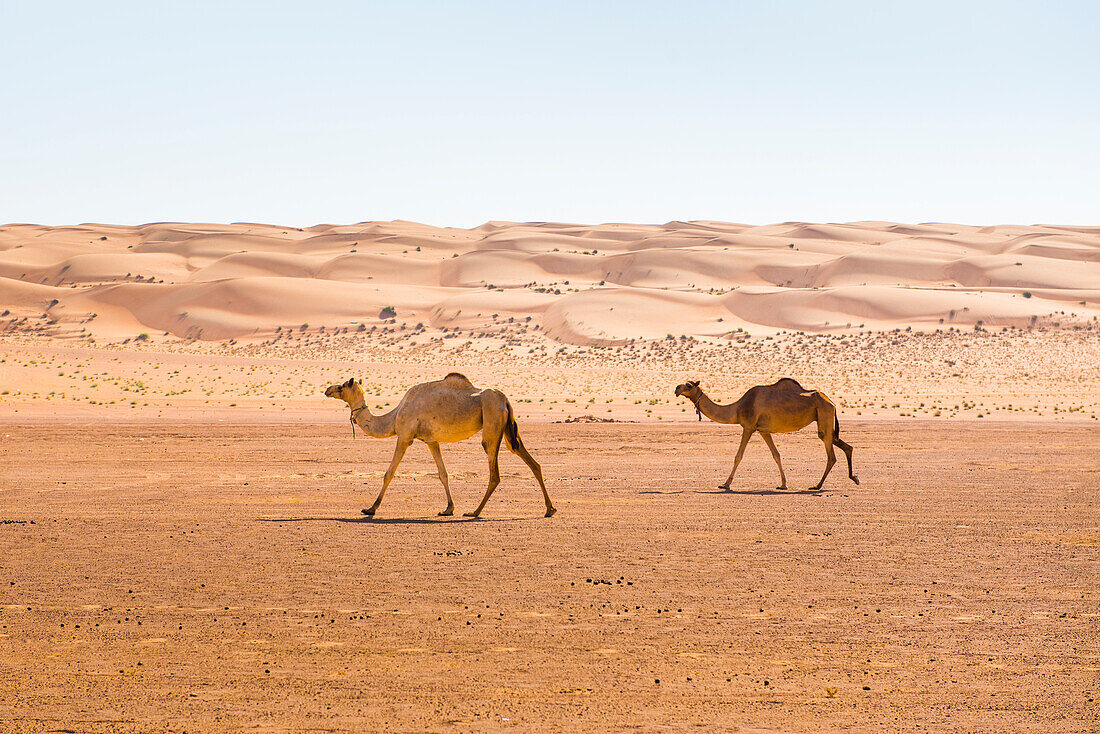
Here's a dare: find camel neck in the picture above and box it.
[349,398,397,438]
[695,390,739,424]
[347,393,367,413]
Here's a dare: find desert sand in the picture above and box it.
[0,422,1096,731]
[0,220,1098,731]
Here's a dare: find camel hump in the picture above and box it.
[799,389,834,407]
[774,377,805,390]
[441,372,475,389]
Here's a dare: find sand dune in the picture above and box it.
[1,220,1096,344]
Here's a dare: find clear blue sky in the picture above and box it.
[2,1,1097,227]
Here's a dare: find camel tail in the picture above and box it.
[503,401,524,453]
[834,414,840,437]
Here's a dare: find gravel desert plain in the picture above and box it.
[1,220,1098,732]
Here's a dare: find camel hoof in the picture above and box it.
[438,509,454,517]
[463,511,480,518]
[544,507,557,518]
[718,484,731,492]
[851,476,861,486]
[361,507,376,516]
[776,486,787,491]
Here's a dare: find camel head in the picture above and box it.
[674,379,702,400]
[324,377,364,404]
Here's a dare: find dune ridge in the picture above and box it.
[1,220,1097,344]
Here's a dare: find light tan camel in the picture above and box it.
[674,378,859,491]
[324,373,555,518]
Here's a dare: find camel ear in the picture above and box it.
[688,380,699,387]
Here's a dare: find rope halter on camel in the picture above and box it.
[349,405,367,438]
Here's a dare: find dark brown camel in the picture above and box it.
[674,378,859,491]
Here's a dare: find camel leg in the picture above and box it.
[833,437,859,485]
[427,441,454,516]
[465,430,504,518]
[759,432,787,490]
[719,427,754,490]
[811,429,837,491]
[363,437,411,516]
[508,440,555,517]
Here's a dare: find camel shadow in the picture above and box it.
[694,487,828,496]
[257,516,519,525]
